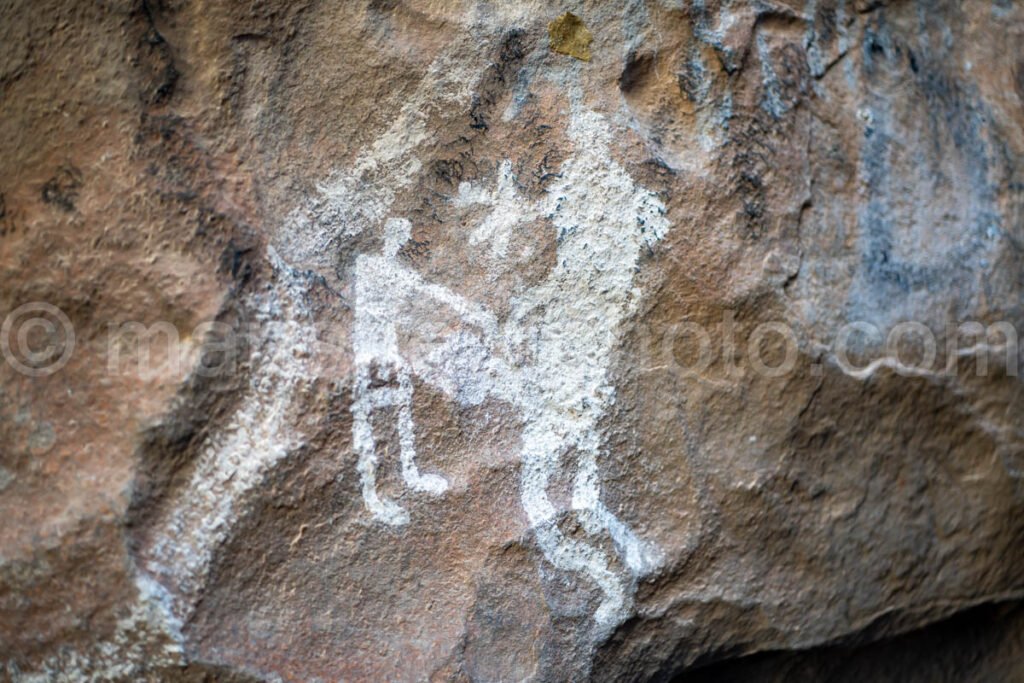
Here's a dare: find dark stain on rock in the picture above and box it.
[856,18,1002,296]
[0,193,11,239]
[431,158,465,188]
[368,0,401,12]
[125,298,254,553]
[817,3,837,44]
[533,148,565,188]
[677,54,707,104]
[468,29,527,132]
[861,17,893,73]
[41,165,83,212]
[134,0,180,105]
[771,42,811,112]
[219,236,255,285]
[1015,57,1024,104]
[618,50,653,94]
[728,116,775,240]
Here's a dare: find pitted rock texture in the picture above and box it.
[1,1,1022,681]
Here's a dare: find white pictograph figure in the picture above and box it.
[351,102,668,625]
[351,217,499,525]
[501,103,668,625]
[130,53,672,664]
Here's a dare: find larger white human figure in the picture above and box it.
[502,102,668,625]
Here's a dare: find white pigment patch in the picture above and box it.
[275,46,491,272]
[138,248,316,626]
[7,572,185,682]
[456,159,540,258]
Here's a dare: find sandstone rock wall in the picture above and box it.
[1,1,1022,680]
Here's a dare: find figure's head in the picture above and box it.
[382,217,412,257]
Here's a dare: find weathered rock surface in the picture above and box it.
[1,0,1022,680]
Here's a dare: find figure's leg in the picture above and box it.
[395,366,449,494]
[572,444,662,576]
[521,443,628,626]
[352,364,409,525]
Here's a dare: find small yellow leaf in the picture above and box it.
[548,12,593,62]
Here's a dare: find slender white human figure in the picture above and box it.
[351,217,498,525]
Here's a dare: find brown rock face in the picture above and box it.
[1,1,1022,680]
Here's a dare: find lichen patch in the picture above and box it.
[548,12,592,62]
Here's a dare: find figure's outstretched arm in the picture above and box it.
[416,279,499,340]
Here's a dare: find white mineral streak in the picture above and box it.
[275,45,484,269]
[138,248,315,630]
[832,341,1017,381]
[5,259,321,681]
[7,575,184,682]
